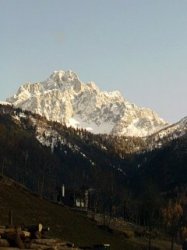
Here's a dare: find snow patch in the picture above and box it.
[6,69,168,137]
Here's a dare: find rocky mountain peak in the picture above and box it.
[49,70,79,84]
[42,70,82,93]
[6,69,168,137]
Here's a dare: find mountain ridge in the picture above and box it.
[6,70,167,137]
[1,102,187,154]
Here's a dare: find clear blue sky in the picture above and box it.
[1,0,187,123]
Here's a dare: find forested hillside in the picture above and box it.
[1,104,187,248]
[0,104,129,214]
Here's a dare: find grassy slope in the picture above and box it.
[0,176,141,250]
[0,176,181,250]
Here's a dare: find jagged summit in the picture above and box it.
[44,70,82,91]
[49,70,79,83]
[6,70,167,137]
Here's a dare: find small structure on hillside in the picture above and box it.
[57,185,96,211]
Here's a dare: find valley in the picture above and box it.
[0,72,187,250]
[0,103,187,249]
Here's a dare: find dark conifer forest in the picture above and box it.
[0,104,187,249]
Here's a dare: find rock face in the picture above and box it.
[7,70,167,137]
[146,116,187,150]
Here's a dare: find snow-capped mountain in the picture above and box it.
[146,116,187,150]
[1,102,187,155]
[7,70,167,137]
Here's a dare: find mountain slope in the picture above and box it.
[0,103,186,249]
[7,70,167,137]
[0,104,130,210]
[145,117,187,150]
[0,176,145,250]
[134,132,187,192]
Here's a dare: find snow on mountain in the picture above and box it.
[1,103,187,155]
[146,116,187,149]
[0,101,11,106]
[7,70,167,137]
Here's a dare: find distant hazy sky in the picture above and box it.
[1,0,187,123]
